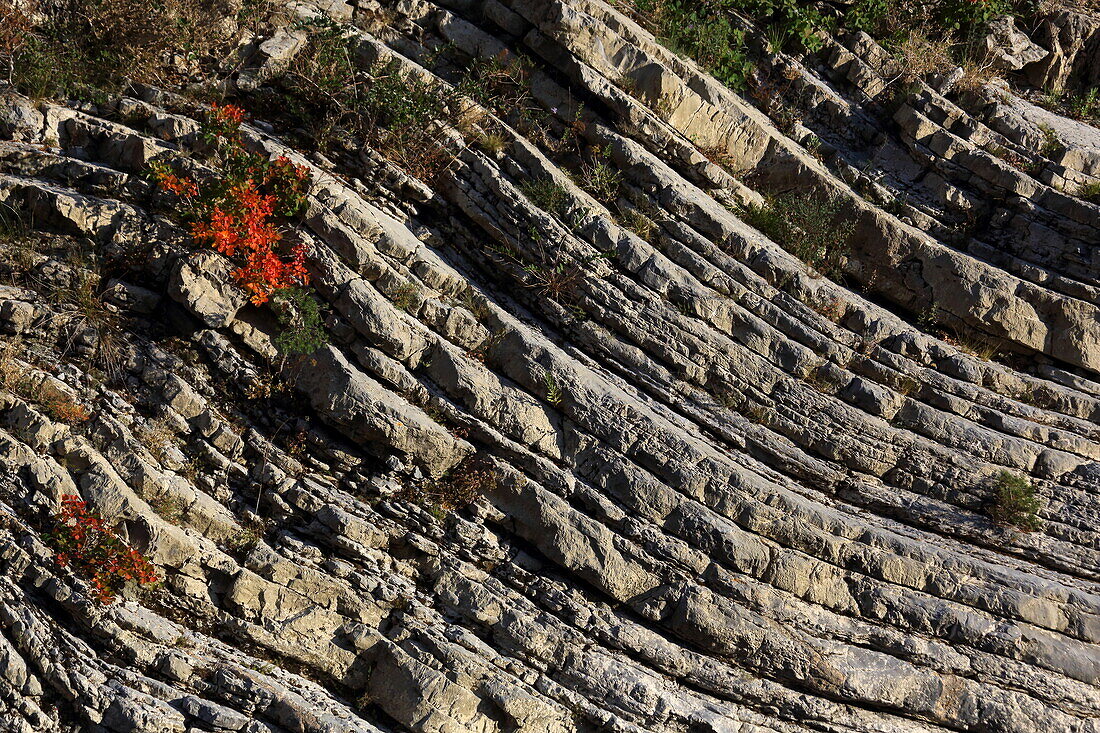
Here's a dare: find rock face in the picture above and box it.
[981,14,1048,71]
[0,2,1098,733]
[1024,8,1100,91]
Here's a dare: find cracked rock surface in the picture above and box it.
[0,1,1098,731]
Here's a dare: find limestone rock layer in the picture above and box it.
[0,1,1098,732]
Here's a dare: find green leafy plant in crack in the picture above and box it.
[579,147,623,205]
[844,0,1013,42]
[519,178,574,221]
[988,471,1041,532]
[3,0,236,102]
[1077,181,1100,205]
[740,191,854,280]
[272,287,327,356]
[628,0,753,90]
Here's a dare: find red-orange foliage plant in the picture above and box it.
[150,104,312,305]
[49,496,159,604]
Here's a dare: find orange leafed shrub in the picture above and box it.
[49,496,159,604]
[150,104,312,305]
[46,397,91,425]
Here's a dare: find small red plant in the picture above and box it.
[150,104,312,305]
[45,397,91,425]
[203,102,247,142]
[49,495,159,604]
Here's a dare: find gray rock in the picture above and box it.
[980,15,1048,71]
[168,251,249,328]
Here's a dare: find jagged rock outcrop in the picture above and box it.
[0,1,1098,732]
[1024,8,1100,91]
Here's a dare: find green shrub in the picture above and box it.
[2,0,233,102]
[1037,87,1100,122]
[1077,181,1100,204]
[268,20,460,178]
[844,0,1011,41]
[988,471,1041,531]
[579,151,623,204]
[630,0,753,90]
[1067,87,1099,121]
[272,287,327,355]
[392,283,420,312]
[734,0,828,51]
[1037,124,1061,158]
[936,0,1009,35]
[740,191,854,280]
[519,178,573,221]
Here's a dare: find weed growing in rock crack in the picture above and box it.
[137,419,179,463]
[457,51,551,140]
[47,495,159,604]
[224,521,265,554]
[392,283,421,313]
[856,335,880,355]
[988,471,1041,531]
[621,208,657,242]
[178,456,202,483]
[1,358,92,425]
[802,364,835,394]
[359,59,461,179]
[1067,88,1100,121]
[272,287,327,356]
[579,148,623,205]
[615,74,638,95]
[266,19,463,179]
[523,263,585,303]
[476,131,509,156]
[765,23,792,55]
[0,202,30,246]
[944,331,1001,361]
[889,30,956,85]
[880,193,912,219]
[813,297,845,323]
[741,401,773,426]
[802,133,824,160]
[1037,124,1061,158]
[44,394,91,425]
[1040,87,1064,111]
[740,192,854,281]
[55,259,126,376]
[467,328,506,364]
[1076,182,1100,205]
[519,178,574,222]
[917,304,942,330]
[1036,86,1099,122]
[714,390,742,411]
[148,494,186,525]
[410,456,498,515]
[894,375,920,396]
[543,371,565,405]
[459,289,493,323]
